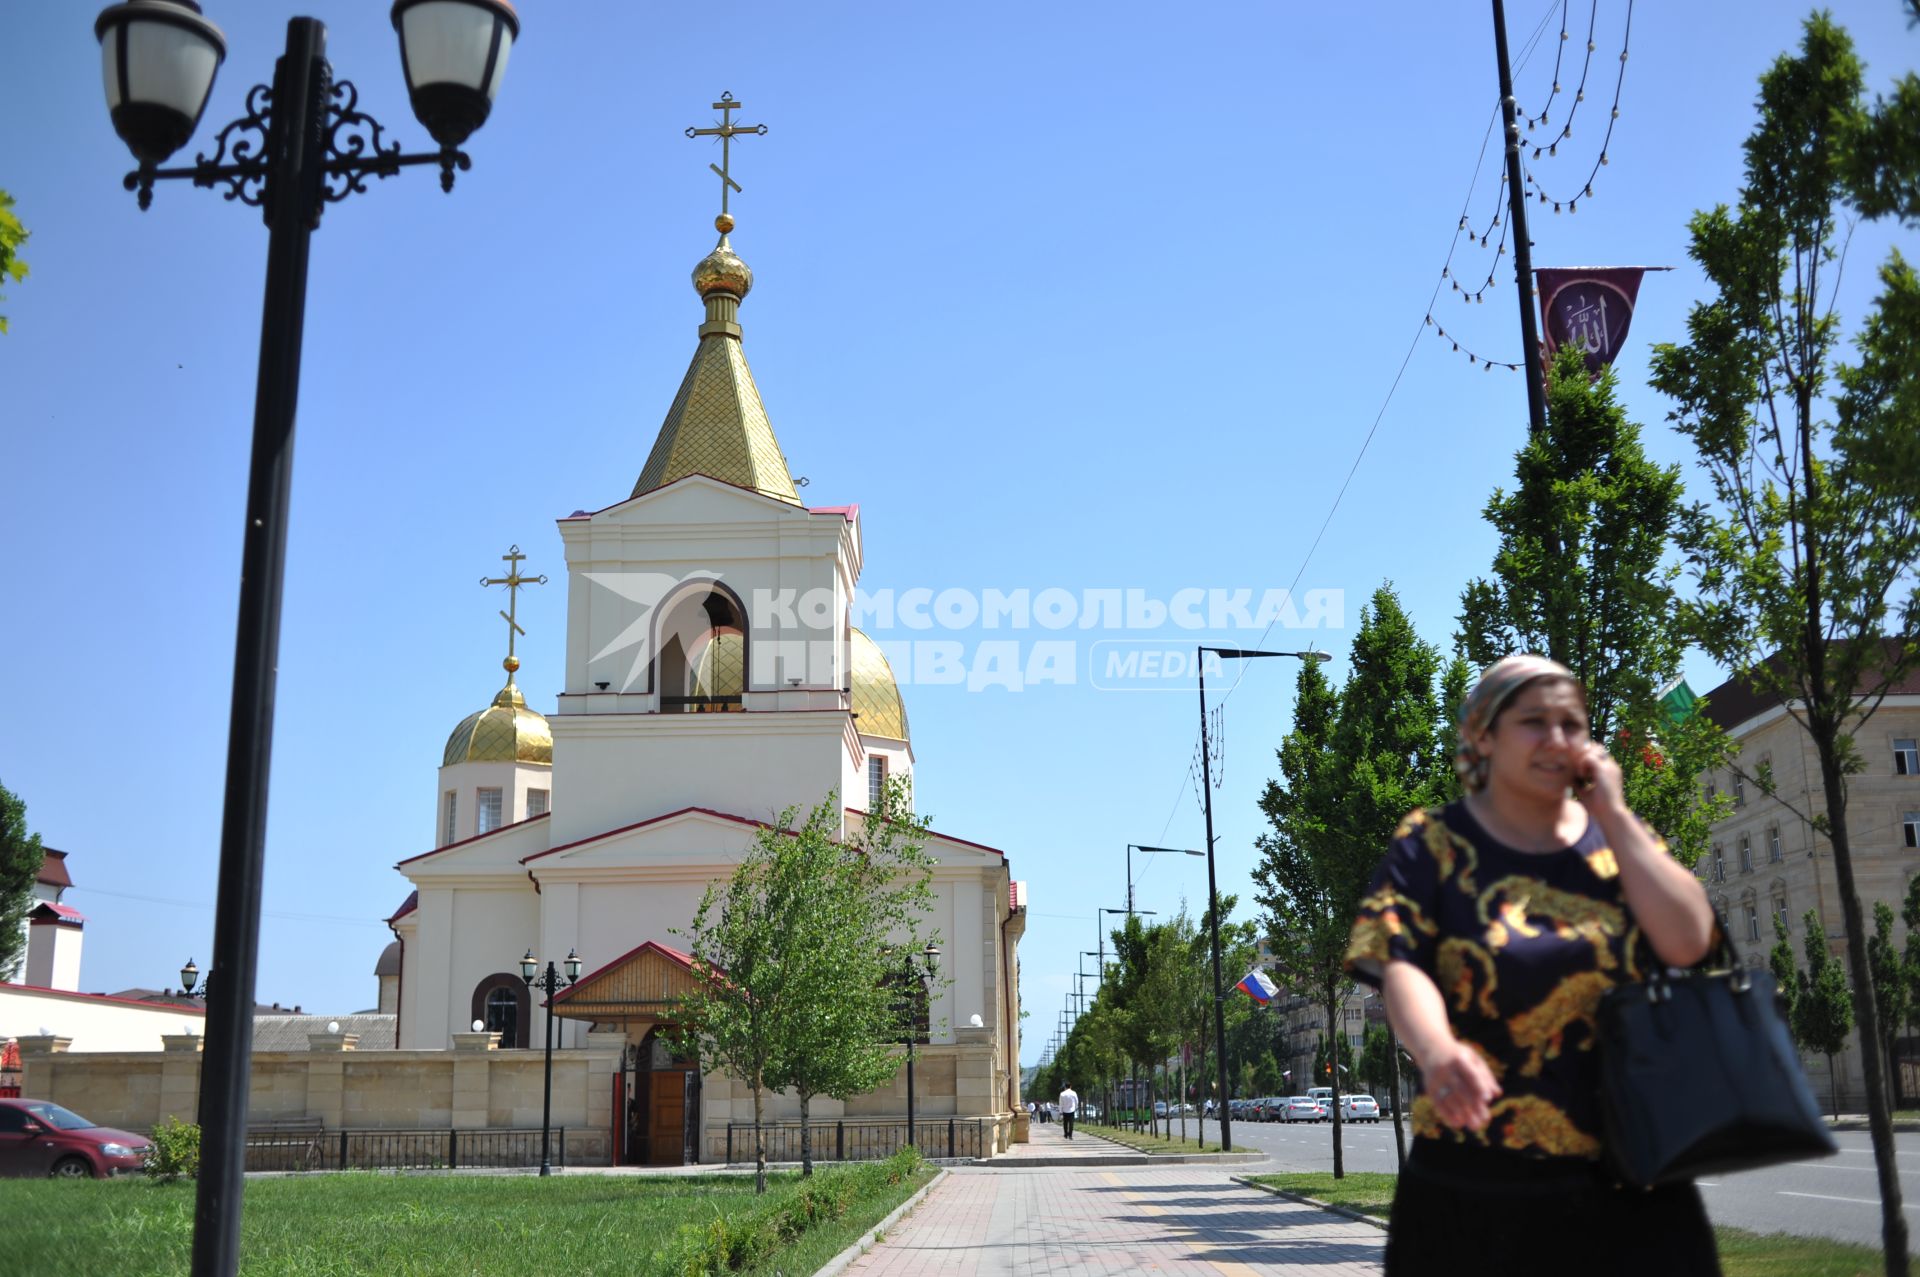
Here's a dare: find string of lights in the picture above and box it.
[1521,0,1571,130]
[1147,0,1566,846]
[1523,0,1632,212]
[1522,0,1599,144]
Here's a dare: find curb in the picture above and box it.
[1827,1119,1920,1133]
[811,1166,949,1277]
[1232,1175,1389,1233]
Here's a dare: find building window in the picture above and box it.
[470,974,530,1049]
[1774,897,1789,932]
[1732,774,1746,807]
[1905,812,1920,849]
[1897,739,1919,776]
[477,788,504,835]
[1712,846,1726,882]
[1768,826,1782,863]
[527,788,550,818]
[1745,905,1761,943]
[441,791,457,846]
[868,756,887,810]
[1739,835,1753,874]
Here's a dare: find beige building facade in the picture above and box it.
[1697,666,1920,1112]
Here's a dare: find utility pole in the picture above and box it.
[1491,0,1548,437]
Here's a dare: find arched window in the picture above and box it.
[470,974,530,1049]
[655,584,749,712]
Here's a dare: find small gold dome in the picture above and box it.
[443,677,553,767]
[850,627,909,742]
[692,234,753,300]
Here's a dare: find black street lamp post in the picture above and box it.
[94,3,518,1271]
[1196,645,1329,1154]
[900,942,940,1149]
[521,947,582,1176]
[1126,844,1201,915]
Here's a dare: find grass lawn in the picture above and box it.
[1088,1124,1217,1154]
[6,1157,935,1277]
[1246,1172,1913,1275]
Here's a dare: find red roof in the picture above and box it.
[387,890,418,924]
[36,851,72,890]
[844,807,1008,859]
[808,504,860,523]
[550,939,717,1004]
[28,903,84,926]
[1702,640,1920,731]
[395,811,551,868]
[0,981,206,1015]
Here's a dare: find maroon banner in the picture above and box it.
[1536,267,1647,374]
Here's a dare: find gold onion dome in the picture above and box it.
[849,628,910,742]
[443,657,553,766]
[691,214,752,299]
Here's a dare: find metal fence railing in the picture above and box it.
[242,1127,567,1172]
[724,1117,991,1164]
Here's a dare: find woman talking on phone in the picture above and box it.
[1344,655,1722,1276]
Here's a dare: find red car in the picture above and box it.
[0,1098,153,1178]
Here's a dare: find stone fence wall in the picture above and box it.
[16,1025,1015,1166]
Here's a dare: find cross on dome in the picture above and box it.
[480,545,547,676]
[686,91,767,228]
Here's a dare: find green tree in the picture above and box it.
[1256,586,1443,1176]
[1901,877,1920,1098]
[1648,16,1920,1269]
[0,190,27,335]
[1797,911,1858,1120]
[1457,345,1732,869]
[1359,1022,1395,1095]
[1434,655,1473,804]
[0,781,44,982]
[763,779,937,1176]
[1869,901,1910,1106]
[1770,910,1801,1030]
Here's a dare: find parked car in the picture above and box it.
[1152,1100,1169,1118]
[1081,1103,1100,1120]
[0,1099,152,1178]
[1281,1096,1324,1123]
[1341,1095,1381,1123]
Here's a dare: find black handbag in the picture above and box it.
[1595,936,1837,1186]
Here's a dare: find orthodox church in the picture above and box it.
[384,159,1026,1164]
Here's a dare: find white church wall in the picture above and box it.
[443,886,542,1046]
[844,738,913,821]
[546,712,848,845]
[24,922,82,992]
[432,760,553,846]
[557,479,856,705]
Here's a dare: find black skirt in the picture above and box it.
[1385,1139,1721,1277]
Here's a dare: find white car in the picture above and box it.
[1340,1094,1381,1123]
[1281,1096,1324,1123]
[1152,1100,1169,1118]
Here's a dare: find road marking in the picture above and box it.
[1778,1191,1920,1211]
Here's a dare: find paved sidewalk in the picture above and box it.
[843,1162,1385,1275]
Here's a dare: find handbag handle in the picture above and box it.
[1642,921,1751,1004]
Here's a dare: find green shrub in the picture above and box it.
[672,1207,776,1276]
[143,1116,200,1182]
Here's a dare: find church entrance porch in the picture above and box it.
[620,1028,701,1166]
[550,940,713,1167]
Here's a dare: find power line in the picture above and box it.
[67,884,389,929]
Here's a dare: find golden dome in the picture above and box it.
[443,671,553,767]
[692,232,752,300]
[849,627,909,742]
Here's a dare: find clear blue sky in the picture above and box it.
[2,3,1914,1059]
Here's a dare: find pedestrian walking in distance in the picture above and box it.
[1345,655,1721,1276]
[1058,1083,1078,1139]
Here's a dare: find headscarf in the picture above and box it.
[1454,654,1582,793]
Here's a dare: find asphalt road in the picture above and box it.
[1163,1116,1918,1250]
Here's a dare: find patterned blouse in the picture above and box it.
[1343,801,1660,1162]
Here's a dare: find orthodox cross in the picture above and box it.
[480,545,547,666]
[685,91,767,219]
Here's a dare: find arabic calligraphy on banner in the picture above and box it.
[1536,268,1648,374]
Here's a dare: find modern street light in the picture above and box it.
[95,4,518,1269]
[899,942,940,1148]
[1126,844,1202,915]
[521,946,582,1176]
[1196,645,1330,1153]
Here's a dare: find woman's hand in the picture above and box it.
[1571,740,1627,814]
[1420,1038,1502,1131]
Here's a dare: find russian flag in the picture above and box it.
[1235,969,1279,1003]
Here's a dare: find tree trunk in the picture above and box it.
[1387,1025,1406,1168]
[1828,1052,1839,1118]
[799,1091,813,1177]
[752,1073,767,1196]
[1817,738,1909,1276]
[1326,983,1344,1180]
